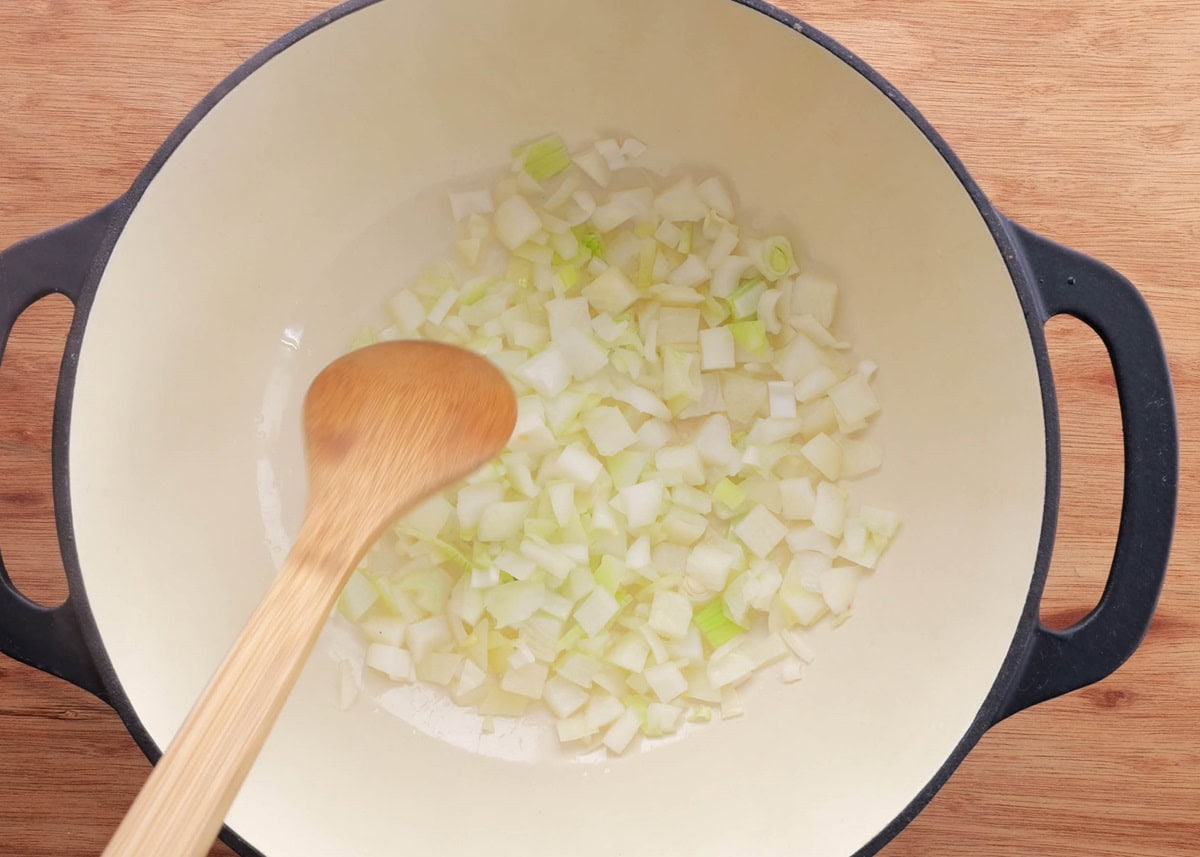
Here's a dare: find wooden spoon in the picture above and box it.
[102,340,517,857]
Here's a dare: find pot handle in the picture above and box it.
[0,201,122,701]
[994,220,1177,723]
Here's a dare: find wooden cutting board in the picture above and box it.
[0,2,1196,855]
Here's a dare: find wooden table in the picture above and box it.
[1,2,1196,855]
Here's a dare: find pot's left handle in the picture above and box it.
[0,201,122,701]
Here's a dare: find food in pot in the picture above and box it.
[335,134,898,754]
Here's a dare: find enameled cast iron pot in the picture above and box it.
[0,1,1178,855]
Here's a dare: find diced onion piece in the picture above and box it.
[558,653,601,688]
[456,484,504,529]
[582,267,639,314]
[603,707,643,754]
[820,566,860,614]
[544,676,590,718]
[750,236,796,281]
[781,627,818,663]
[698,176,735,219]
[655,178,708,222]
[556,328,608,380]
[606,450,649,490]
[584,406,638,456]
[700,327,735,371]
[516,348,571,397]
[758,289,784,334]
[672,485,713,516]
[795,366,839,403]
[668,255,710,289]
[406,616,452,664]
[388,290,426,334]
[793,315,847,349]
[426,288,459,326]
[801,433,843,481]
[710,256,754,299]
[732,505,788,559]
[686,545,737,592]
[781,661,805,683]
[648,590,693,640]
[366,644,415,682]
[658,307,702,345]
[707,647,755,689]
[644,662,688,703]
[768,380,798,419]
[556,715,597,744]
[713,478,748,513]
[547,482,576,527]
[678,374,726,420]
[449,189,494,222]
[338,571,379,622]
[728,279,766,321]
[595,138,626,169]
[635,419,673,452]
[613,386,671,420]
[694,413,738,467]
[485,580,546,628]
[621,137,648,159]
[455,659,487,699]
[607,632,651,673]
[774,334,822,381]
[586,693,626,730]
[495,195,543,250]
[576,587,621,637]
[359,615,406,647]
[627,535,652,571]
[501,661,550,699]
[654,446,704,486]
[720,686,745,719]
[592,199,639,233]
[812,482,848,538]
[779,477,817,521]
[558,444,604,487]
[517,133,571,181]
[730,320,769,360]
[645,702,683,736]
[616,479,665,528]
[786,526,839,557]
[477,501,532,542]
[828,373,881,425]
[575,149,611,187]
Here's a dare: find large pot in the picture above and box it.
[0,1,1178,855]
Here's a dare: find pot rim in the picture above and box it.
[49,2,1060,856]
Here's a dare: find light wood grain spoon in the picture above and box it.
[102,340,517,857]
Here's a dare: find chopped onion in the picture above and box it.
[340,133,897,756]
[732,505,788,559]
[495,195,543,250]
[449,189,494,222]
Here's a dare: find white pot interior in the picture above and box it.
[68,1,1047,855]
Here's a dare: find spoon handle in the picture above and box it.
[102,532,349,857]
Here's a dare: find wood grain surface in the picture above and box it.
[0,2,1196,855]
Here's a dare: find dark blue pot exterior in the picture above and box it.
[0,2,1177,855]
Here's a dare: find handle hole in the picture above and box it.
[1040,316,1125,630]
[0,294,73,608]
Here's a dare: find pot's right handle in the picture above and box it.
[994,220,1178,723]
[0,202,122,701]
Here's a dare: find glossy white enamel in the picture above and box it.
[69,1,1046,855]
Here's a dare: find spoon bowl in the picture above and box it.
[102,340,516,857]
